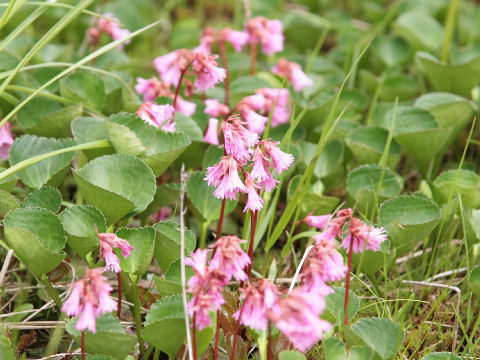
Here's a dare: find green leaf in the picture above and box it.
[278,350,307,360]
[433,169,480,208]
[104,113,191,176]
[4,208,66,274]
[60,205,106,257]
[324,337,348,360]
[469,267,480,297]
[141,183,180,221]
[153,221,196,273]
[352,240,395,277]
[73,154,156,224]
[371,35,410,67]
[345,318,404,360]
[67,314,136,360]
[187,171,238,222]
[345,127,401,168]
[60,70,106,110]
[23,185,61,213]
[417,52,480,97]
[0,189,19,218]
[9,135,76,188]
[71,117,115,159]
[393,11,444,51]
[116,227,156,276]
[323,287,359,327]
[379,74,417,102]
[154,259,194,296]
[420,353,462,360]
[283,10,330,51]
[174,113,203,142]
[16,97,62,128]
[346,165,403,215]
[379,195,441,254]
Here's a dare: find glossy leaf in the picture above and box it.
[117,227,156,275]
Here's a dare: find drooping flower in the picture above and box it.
[62,268,117,333]
[221,115,258,164]
[317,208,352,243]
[203,118,220,145]
[250,146,271,183]
[185,249,228,330]
[267,288,332,352]
[204,99,229,118]
[136,102,175,129]
[260,140,294,174]
[149,207,172,223]
[205,156,247,200]
[341,218,387,254]
[247,17,284,55]
[97,13,131,49]
[234,279,279,331]
[244,174,264,212]
[302,214,332,230]
[255,88,291,127]
[210,235,250,281]
[236,94,268,134]
[135,77,172,102]
[272,58,313,91]
[192,51,226,92]
[221,28,249,52]
[0,123,14,159]
[96,227,133,273]
[176,96,197,117]
[154,49,193,86]
[195,27,216,53]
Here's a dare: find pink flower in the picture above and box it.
[303,236,347,285]
[210,235,250,281]
[185,249,228,330]
[250,147,271,182]
[205,156,247,200]
[149,207,172,223]
[303,214,332,230]
[175,96,196,117]
[244,110,268,134]
[267,288,331,352]
[221,28,249,51]
[97,227,133,273]
[319,208,353,243]
[137,102,175,129]
[154,49,193,86]
[272,59,313,91]
[341,218,387,253]
[247,17,284,55]
[62,269,117,334]
[98,13,131,50]
[234,279,279,331]
[192,51,226,91]
[255,88,291,127]
[135,77,172,102]
[236,94,269,134]
[195,27,216,53]
[203,118,220,145]
[260,140,294,174]
[221,115,258,164]
[244,174,264,212]
[0,123,14,159]
[204,99,229,118]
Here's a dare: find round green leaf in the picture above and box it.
[116,227,156,275]
[71,117,115,159]
[153,221,196,273]
[60,70,106,110]
[379,195,441,254]
[283,10,330,51]
[0,189,20,218]
[187,171,238,222]
[433,169,480,208]
[393,11,444,51]
[73,154,156,224]
[380,74,417,101]
[420,353,462,360]
[278,350,307,360]
[60,205,106,257]
[322,287,359,327]
[66,314,136,360]
[314,140,344,180]
[23,185,62,213]
[469,267,480,298]
[4,208,66,274]
[371,35,410,67]
[345,127,401,168]
[154,259,195,296]
[9,135,76,188]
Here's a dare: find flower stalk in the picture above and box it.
[81,330,86,360]
[116,272,122,318]
[343,238,354,326]
[130,276,145,359]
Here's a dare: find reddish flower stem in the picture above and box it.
[213,311,221,360]
[230,302,246,360]
[81,331,86,360]
[250,43,256,75]
[193,313,198,360]
[343,237,354,326]
[173,59,194,108]
[218,40,230,107]
[116,272,122,318]
[247,211,257,279]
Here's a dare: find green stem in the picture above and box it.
[45,312,67,356]
[0,140,111,182]
[441,0,461,63]
[40,273,62,309]
[199,221,210,249]
[130,276,145,358]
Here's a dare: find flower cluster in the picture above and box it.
[0,123,13,159]
[247,17,284,55]
[185,236,250,330]
[196,27,249,53]
[62,268,117,333]
[272,58,314,92]
[205,115,294,212]
[87,13,131,49]
[96,226,134,273]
